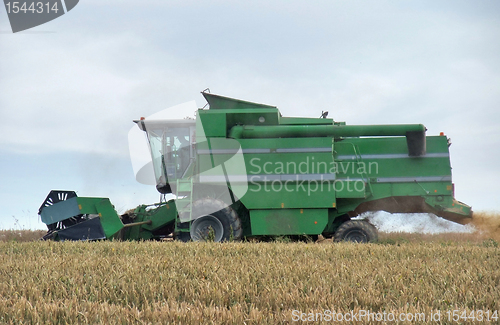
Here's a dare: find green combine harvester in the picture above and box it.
[39,91,472,242]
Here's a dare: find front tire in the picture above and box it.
[189,198,242,242]
[174,230,191,242]
[190,215,224,242]
[334,220,378,243]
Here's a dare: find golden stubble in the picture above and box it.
[0,238,498,324]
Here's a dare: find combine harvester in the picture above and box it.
[38,91,472,242]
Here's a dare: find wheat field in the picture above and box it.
[0,212,498,324]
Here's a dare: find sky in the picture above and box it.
[0,0,499,231]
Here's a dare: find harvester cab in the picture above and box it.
[135,119,196,194]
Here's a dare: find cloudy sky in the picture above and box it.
[1,0,499,230]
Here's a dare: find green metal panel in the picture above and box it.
[334,179,368,198]
[334,198,367,216]
[216,132,458,217]
[69,197,123,238]
[198,108,281,138]
[198,110,227,137]
[226,110,280,127]
[76,197,106,214]
[250,209,328,235]
[136,201,177,231]
[94,198,124,239]
[229,137,338,209]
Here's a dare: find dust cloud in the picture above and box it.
[365,211,500,240]
[365,212,475,234]
[470,212,500,241]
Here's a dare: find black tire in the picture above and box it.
[190,215,224,242]
[190,198,242,242]
[175,231,191,242]
[334,220,378,243]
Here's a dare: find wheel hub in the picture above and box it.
[190,215,224,242]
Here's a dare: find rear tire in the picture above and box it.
[334,220,378,243]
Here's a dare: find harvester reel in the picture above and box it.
[38,190,79,232]
[334,220,378,243]
[38,190,77,214]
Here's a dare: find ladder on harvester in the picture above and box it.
[333,141,374,198]
[174,178,193,235]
